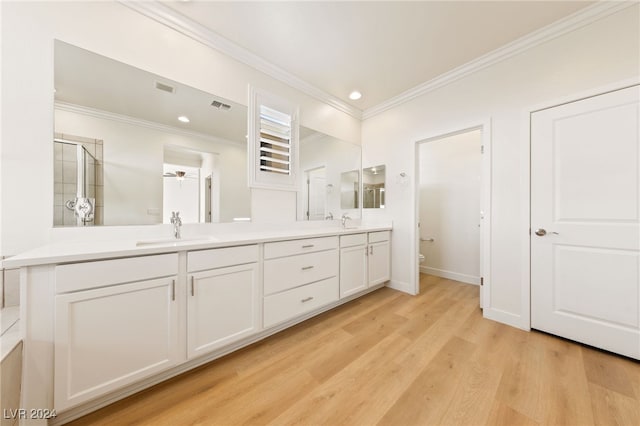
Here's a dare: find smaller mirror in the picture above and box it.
[298,128,361,220]
[340,170,360,209]
[363,165,385,208]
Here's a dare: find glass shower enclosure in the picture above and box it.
[54,139,97,226]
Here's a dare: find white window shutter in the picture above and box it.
[248,86,299,190]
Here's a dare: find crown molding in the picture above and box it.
[119,0,362,120]
[120,0,635,123]
[362,0,637,120]
[55,101,242,147]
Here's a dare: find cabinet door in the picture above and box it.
[340,245,368,298]
[368,241,391,286]
[188,263,259,359]
[55,276,179,410]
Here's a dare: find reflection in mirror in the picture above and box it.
[53,40,250,227]
[298,128,361,220]
[303,166,327,220]
[363,165,385,208]
[162,145,218,224]
[340,170,360,210]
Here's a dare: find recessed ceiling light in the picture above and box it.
[349,91,362,100]
[178,116,190,123]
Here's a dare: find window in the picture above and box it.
[248,86,299,190]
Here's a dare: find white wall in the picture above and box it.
[362,5,640,328]
[0,1,4,259]
[0,1,360,256]
[419,130,481,285]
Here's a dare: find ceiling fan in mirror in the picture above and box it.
[163,170,198,181]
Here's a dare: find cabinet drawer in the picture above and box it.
[264,277,339,327]
[340,233,367,248]
[188,245,258,272]
[264,236,338,259]
[264,249,338,295]
[55,253,178,293]
[368,231,390,243]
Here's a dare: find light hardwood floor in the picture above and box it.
[70,275,640,426]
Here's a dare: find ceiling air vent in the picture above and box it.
[155,81,175,94]
[211,100,231,111]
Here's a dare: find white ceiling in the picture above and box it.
[162,0,594,111]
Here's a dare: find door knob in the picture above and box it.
[535,228,559,236]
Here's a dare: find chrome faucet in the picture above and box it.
[341,213,351,228]
[170,211,182,239]
[325,212,334,220]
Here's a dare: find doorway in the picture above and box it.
[163,163,200,224]
[204,175,213,223]
[414,122,491,305]
[304,166,327,220]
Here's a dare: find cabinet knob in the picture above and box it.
[301,296,314,303]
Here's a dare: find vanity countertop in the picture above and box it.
[4,223,392,268]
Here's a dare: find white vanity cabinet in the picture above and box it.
[186,245,260,359]
[367,231,391,286]
[263,237,339,327]
[339,233,368,298]
[339,231,391,298]
[14,226,391,422]
[54,254,180,411]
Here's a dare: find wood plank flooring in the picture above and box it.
[69,275,640,426]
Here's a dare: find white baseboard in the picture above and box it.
[420,266,480,285]
[386,280,415,295]
[483,307,529,331]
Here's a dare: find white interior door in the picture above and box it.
[306,167,327,220]
[531,85,640,359]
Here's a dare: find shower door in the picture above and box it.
[54,140,97,226]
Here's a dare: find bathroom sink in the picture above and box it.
[136,236,218,247]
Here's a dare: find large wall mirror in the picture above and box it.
[53,40,251,227]
[297,129,361,221]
